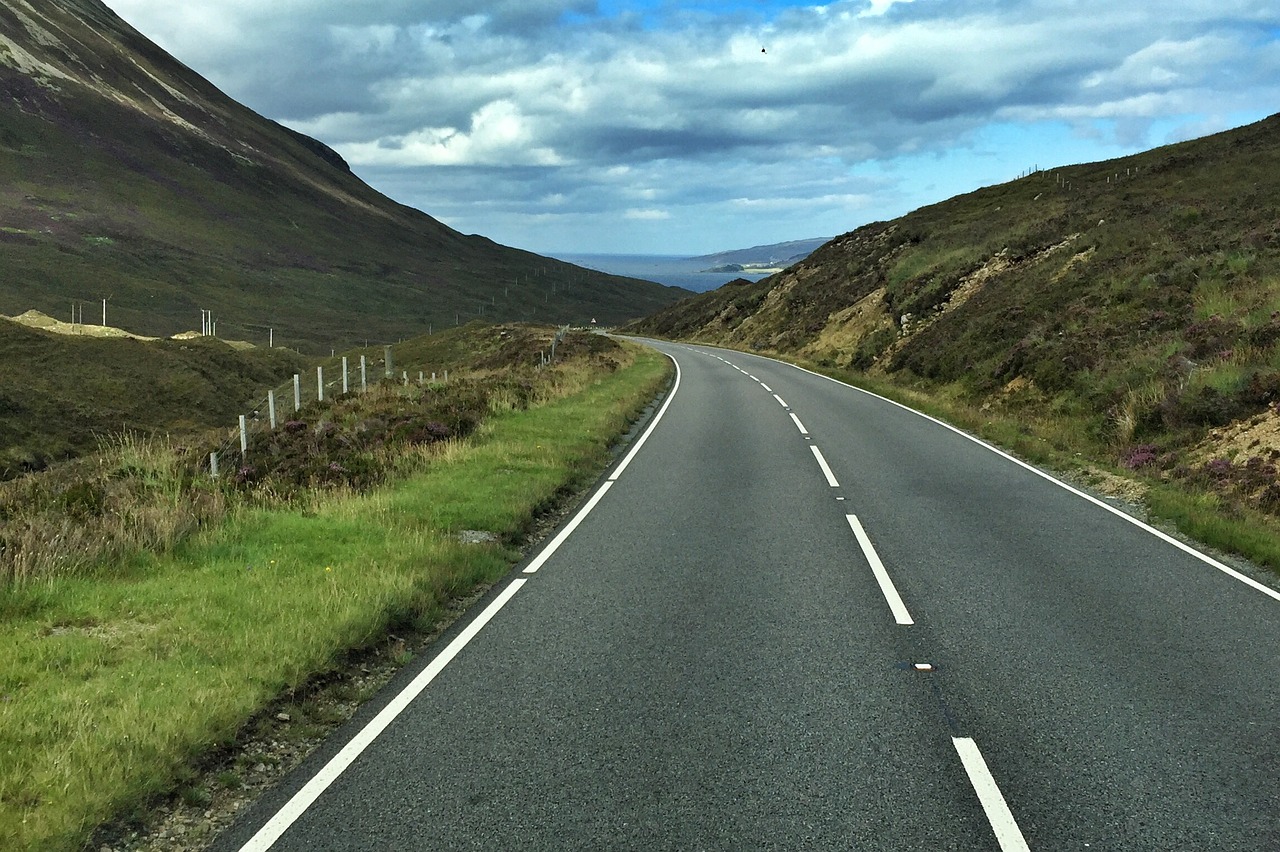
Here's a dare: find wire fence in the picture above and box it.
[204,325,574,478]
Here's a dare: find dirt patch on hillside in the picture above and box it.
[800,286,894,361]
[1190,409,1280,464]
[7,310,158,340]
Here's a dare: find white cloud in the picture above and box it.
[101,0,1280,253]
[624,209,672,221]
[340,100,564,167]
[858,0,914,18]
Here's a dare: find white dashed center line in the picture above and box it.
[845,514,914,625]
[952,737,1031,852]
[810,446,840,487]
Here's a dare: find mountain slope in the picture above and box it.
[690,238,829,269]
[630,114,1280,513]
[0,0,686,352]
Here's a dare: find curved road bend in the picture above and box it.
[213,340,1280,851]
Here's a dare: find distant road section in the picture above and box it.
[215,340,1280,851]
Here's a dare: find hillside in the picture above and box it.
[630,114,1280,522]
[691,238,828,271]
[0,315,309,477]
[0,0,685,353]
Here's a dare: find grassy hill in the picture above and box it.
[629,113,1280,553]
[0,315,309,477]
[0,0,685,354]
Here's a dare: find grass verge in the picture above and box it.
[0,345,671,852]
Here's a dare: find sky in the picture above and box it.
[103,0,1280,256]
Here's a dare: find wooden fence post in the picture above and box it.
[293,374,301,412]
[384,345,394,379]
[360,355,367,392]
[210,451,219,479]
[239,415,248,458]
[342,357,349,394]
[317,366,324,403]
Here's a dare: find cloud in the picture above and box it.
[624,208,672,220]
[103,0,1280,253]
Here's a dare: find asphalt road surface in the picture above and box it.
[213,340,1280,851]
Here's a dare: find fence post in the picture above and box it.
[317,366,324,403]
[342,357,349,394]
[384,345,394,379]
[239,415,248,458]
[293,374,301,412]
[419,371,424,383]
[210,451,219,479]
[360,355,367,392]
[402,370,408,386]
[268,390,277,429]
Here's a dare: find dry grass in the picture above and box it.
[0,434,226,584]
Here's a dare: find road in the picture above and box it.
[213,340,1280,850]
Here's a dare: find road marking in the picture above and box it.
[609,354,680,481]
[810,446,840,487]
[846,515,914,625]
[952,737,1032,852]
[237,579,529,852]
[788,362,1280,604]
[789,412,809,435]
[772,393,789,408]
[523,481,615,573]
[748,375,758,381]
[760,383,772,392]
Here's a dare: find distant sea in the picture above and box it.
[551,253,774,293]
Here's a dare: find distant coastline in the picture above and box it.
[550,253,775,293]
[700,263,786,275]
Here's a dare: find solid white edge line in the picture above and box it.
[784,361,1280,604]
[952,737,1032,852]
[522,480,614,574]
[846,515,914,625]
[609,352,681,482]
[789,412,809,435]
[810,445,840,487]
[237,579,529,852]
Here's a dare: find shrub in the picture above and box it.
[1122,444,1159,470]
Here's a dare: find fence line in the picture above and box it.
[206,330,569,478]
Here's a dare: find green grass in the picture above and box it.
[0,346,671,852]
[1145,485,1280,570]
